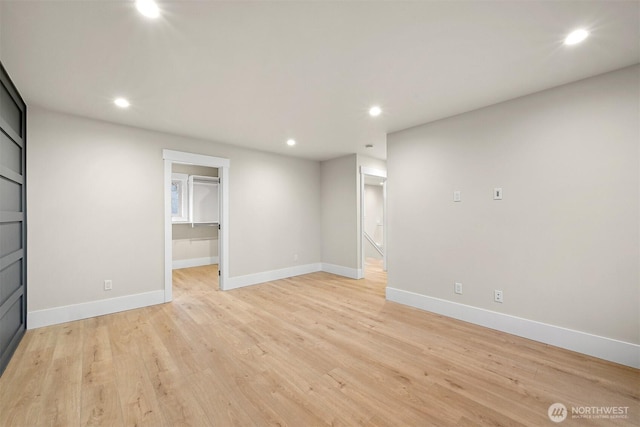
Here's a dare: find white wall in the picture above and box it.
[27,106,321,313]
[320,154,387,276]
[387,66,639,350]
[357,155,386,173]
[172,224,218,264]
[0,4,3,58]
[172,164,218,177]
[320,154,358,276]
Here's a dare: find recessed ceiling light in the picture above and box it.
[564,29,589,45]
[114,97,130,108]
[136,0,160,19]
[369,106,382,117]
[286,139,296,146]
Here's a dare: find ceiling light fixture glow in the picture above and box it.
[564,29,589,45]
[136,0,160,19]
[114,97,130,108]
[369,106,382,117]
[286,139,296,146]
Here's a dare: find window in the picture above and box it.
[171,173,188,222]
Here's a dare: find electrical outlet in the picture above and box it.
[453,191,461,202]
[454,282,463,295]
[293,253,299,261]
[104,280,113,291]
[494,289,503,303]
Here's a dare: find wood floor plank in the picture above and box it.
[188,366,263,427]
[111,352,166,427]
[81,318,116,387]
[107,313,166,427]
[0,346,55,426]
[0,260,637,426]
[81,382,124,427]
[80,317,124,426]
[38,351,83,426]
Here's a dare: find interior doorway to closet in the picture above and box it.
[171,164,219,270]
[163,150,230,301]
[360,167,387,279]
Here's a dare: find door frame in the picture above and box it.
[360,166,387,273]
[163,150,230,299]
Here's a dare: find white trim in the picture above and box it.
[218,166,230,290]
[225,263,322,290]
[163,159,173,301]
[172,256,219,270]
[382,180,387,272]
[163,150,230,296]
[163,149,230,168]
[219,262,366,291]
[321,263,362,279]
[386,287,640,369]
[360,166,386,178]
[27,290,165,330]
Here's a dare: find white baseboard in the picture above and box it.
[223,262,365,291]
[27,290,166,330]
[386,287,640,369]
[224,262,365,290]
[224,263,322,290]
[321,263,363,279]
[172,256,219,270]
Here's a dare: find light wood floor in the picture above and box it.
[0,260,637,426]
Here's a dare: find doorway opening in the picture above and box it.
[172,164,219,292]
[163,150,230,301]
[360,167,387,279]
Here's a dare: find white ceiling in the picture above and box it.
[1,1,638,161]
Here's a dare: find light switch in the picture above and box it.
[453,191,461,202]
[493,188,503,200]
[454,282,463,295]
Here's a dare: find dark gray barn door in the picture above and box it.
[0,62,26,376]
